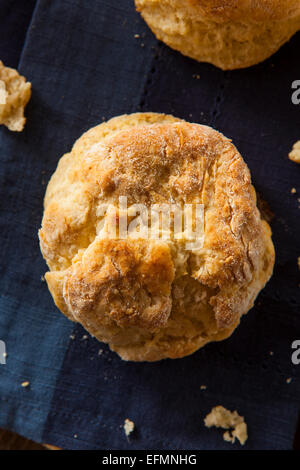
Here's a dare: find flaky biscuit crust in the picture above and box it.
[39,113,274,361]
[135,0,300,70]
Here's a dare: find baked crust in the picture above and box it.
[135,0,300,70]
[39,112,275,361]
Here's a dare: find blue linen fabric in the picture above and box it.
[0,0,299,450]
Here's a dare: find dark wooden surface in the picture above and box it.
[0,429,45,450]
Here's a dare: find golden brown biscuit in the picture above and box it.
[135,0,300,70]
[39,112,274,361]
[0,61,31,131]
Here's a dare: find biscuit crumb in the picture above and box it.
[0,80,8,104]
[298,257,300,270]
[124,418,135,437]
[223,430,234,443]
[200,385,207,390]
[193,74,200,79]
[286,377,292,384]
[291,188,297,194]
[0,60,31,131]
[289,141,300,164]
[21,381,30,388]
[204,405,248,446]
[269,351,274,356]
[134,34,140,38]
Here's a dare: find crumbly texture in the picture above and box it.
[204,405,248,445]
[0,80,8,104]
[124,419,135,436]
[0,61,31,131]
[289,141,300,164]
[298,257,300,270]
[135,0,300,70]
[39,112,275,362]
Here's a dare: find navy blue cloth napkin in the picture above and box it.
[0,0,299,450]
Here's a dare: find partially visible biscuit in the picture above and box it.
[39,112,275,361]
[135,0,300,70]
[289,141,300,164]
[0,61,31,131]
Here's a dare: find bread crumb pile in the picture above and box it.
[204,405,248,445]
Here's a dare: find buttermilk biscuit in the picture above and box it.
[39,112,274,361]
[0,61,31,131]
[135,0,300,70]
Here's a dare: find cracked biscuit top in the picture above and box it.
[39,112,274,361]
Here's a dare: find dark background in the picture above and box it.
[0,0,299,450]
